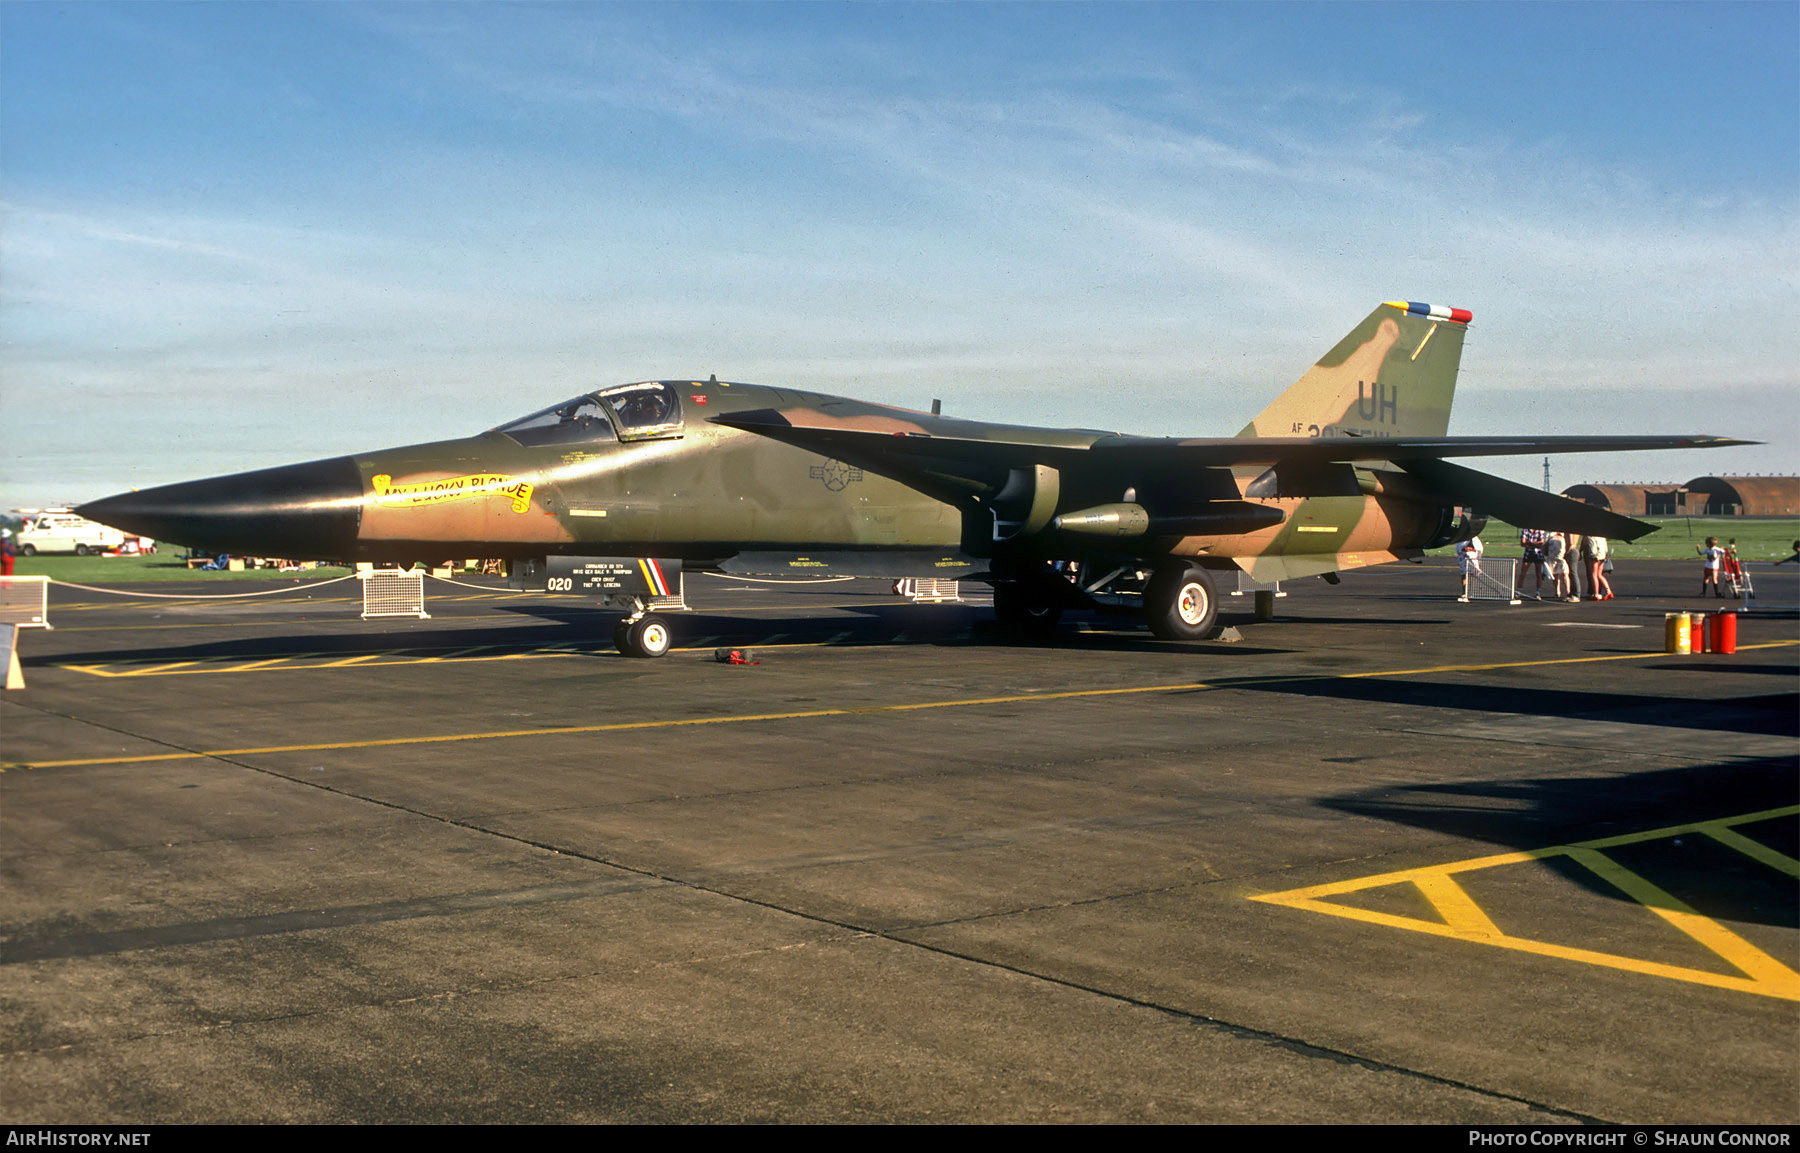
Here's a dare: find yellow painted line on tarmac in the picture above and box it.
[131,660,200,676]
[1252,805,1800,1001]
[49,611,532,632]
[16,641,1796,768]
[67,664,176,679]
[5,680,1219,771]
[52,647,603,678]
[48,596,362,612]
[1336,638,1797,679]
[1411,872,1504,939]
[411,646,492,663]
[50,620,1794,680]
[1700,823,1800,877]
[712,601,984,615]
[53,621,353,633]
[1562,846,1799,994]
[224,657,297,673]
[315,653,383,669]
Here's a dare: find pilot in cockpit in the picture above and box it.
[614,390,672,428]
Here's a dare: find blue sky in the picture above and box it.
[3,1,1795,507]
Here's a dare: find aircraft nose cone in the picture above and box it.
[79,456,364,559]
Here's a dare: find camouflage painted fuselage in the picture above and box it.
[338,374,1453,579]
[81,302,1735,581]
[352,382,971,562]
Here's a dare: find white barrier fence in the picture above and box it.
[0,577,50,690]
[359,569,431,619]
[1460,562,1522,606]
[895,578,962,603]
[0,575,52,630]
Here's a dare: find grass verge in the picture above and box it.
[12,554,355,584]
[1431,518,1798,561]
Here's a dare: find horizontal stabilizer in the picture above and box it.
[1398,458,1659,541]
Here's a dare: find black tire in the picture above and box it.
[993,581,1062,633]
[1145,563,1218,641]
[624,614,672,658]
[19,544,36,557]
[612,619,634,653]
[75,544,91,557]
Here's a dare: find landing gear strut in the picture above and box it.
[992,581,1063,633]
[991,562,1072,634]
[1144,563,1218,641]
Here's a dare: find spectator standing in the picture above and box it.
[1456,535,1484,602]
[1518,527,1548,599]
[1544,532,1573,601]
[1697,537,1725,597]
[1585,535,1612,600]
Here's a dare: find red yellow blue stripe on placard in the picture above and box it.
[1384,301,1472,324]
[637,559,672,596]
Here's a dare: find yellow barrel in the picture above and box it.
[1664,612,1692,654]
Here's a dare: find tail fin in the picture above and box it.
[1237,301,1470,439]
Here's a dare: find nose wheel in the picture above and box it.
[615,612,673,658]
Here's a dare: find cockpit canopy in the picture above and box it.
[492,381,685,447]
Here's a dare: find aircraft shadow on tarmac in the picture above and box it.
[33,622,581,667]
[1322,757,1798,930]
[482,600,1304,656]
[1232,674,1798,736]
[1638,662,1798,677]
[1245,670,1796,923]
[1231,613,1456,626]
[38,606,1301,667]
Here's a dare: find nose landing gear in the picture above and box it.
[614,611,673,658]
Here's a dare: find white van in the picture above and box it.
[14,511,129,556]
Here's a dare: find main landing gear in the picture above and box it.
[1144,562,1218,641]
[991,559,1221,642]
[992,579,1064,633]
[990,561,1080,635]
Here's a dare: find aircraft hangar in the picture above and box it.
[1564,475,1800,518]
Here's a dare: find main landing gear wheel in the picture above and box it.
[617,614,672,658]
[993,580,1063,634]
[1145,563,1218,641]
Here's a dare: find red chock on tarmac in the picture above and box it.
[714,647,760,665]
[1704,609,1738,655]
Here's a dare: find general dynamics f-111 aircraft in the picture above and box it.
[81,301,1745,656]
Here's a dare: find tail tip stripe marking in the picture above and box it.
[1385,300,1473,325]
